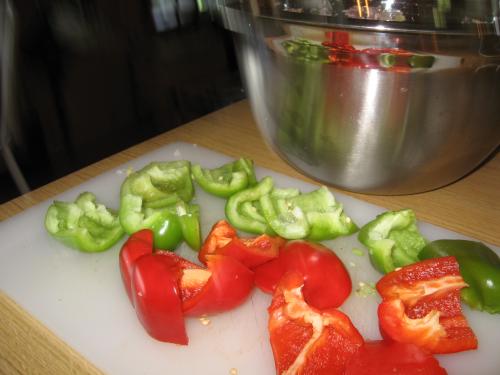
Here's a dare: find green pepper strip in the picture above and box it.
[419,240,500,314]
[175,201,201,251]
[125,161,194,207]
[260,194,310,239]
[258,185,357,241]
[119,160,193,234]
[45,192,124,252]
[192,158,257,198]
[271,187,300,199]
[290,186,358,241]
[225,176,274,234]
[192,165,246,198]
[237,187,300,226]
[234,158,258,186]
[240,201,267,224]
[358,209,427,274]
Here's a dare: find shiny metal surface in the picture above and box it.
[221,3,500,194]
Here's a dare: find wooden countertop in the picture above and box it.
[1,100,499,374]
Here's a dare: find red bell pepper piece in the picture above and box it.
[153,250,209,304]
[344,340,448,375]
[216,235,283,269]
[199,219,282,269]
[131,252,188,345]
[198,220,237,264]
[376,256,477,354]
[255,240,352,309]
[119,229,255,344]
[182,254,255,316]
[119,229,154,303]
[268,272,364,374]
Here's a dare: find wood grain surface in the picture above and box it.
[0,100,499,374]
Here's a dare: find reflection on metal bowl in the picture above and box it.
[220,1,500,194]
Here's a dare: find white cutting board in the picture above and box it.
[0,142,499,375]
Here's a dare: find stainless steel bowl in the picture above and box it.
[218,0,500,194]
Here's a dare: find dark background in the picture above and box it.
[0,0,245,204]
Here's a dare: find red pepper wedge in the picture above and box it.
[130,252,188,345]
[119,229,154,303]
[182,254,255,316]
[216,235,283,269]
[161,251,254,316]
[255,240,352,309]
[119,229,255,344]
[376,256,477,354]
[198,220,237,264]
[198,219,283,269]
[153,250,209,304]
[268,272,364,374]
[344,340,448,375]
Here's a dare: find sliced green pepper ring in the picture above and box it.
[358,209,426,274]
[234,158,258,186]
[259,194,310,239]
[126,161,194,204]
[192,158,257,198]
[237,187,300,227]
[45,192,124,252]
[119,160,195,236]
[225,176,274,234]
[240,201,267,224]
[192,164,248,198]
[285,186,357,241]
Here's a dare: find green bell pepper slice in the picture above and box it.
[358,209,427,274]
[238,187,300,227]
[234,187,300,226]
[234,158,258,186]
[271,187,300,199]
[289,186,358,241]
[225,176,274,234]
[240,201,267,224]
[258,185,358,240]
[119,160,193,233]
[123,161,194,208]
[45,192,125,252]
[192,158,257,198]
[175,201,201,251]
[257,185,357,241]
[260,193,310,239]
[148,201,201,251]
[149,209,183,250]
[419,240,500,314]
[119,160,200,250]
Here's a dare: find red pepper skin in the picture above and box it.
[154,249,203,273]
[198,220,237,264]
[215,235,283,269]
[130,252,188,345]
[182,255,254,316]
[255,241,352,309]
[253,253,286,294]
[199,220,282,269]
[344,340,447,375]
[150,250,208,304]
[268,272,363,374]
[119,228,255,343]
[119,230,206,303]
[119,229,154,304]
[376,256,477,354]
